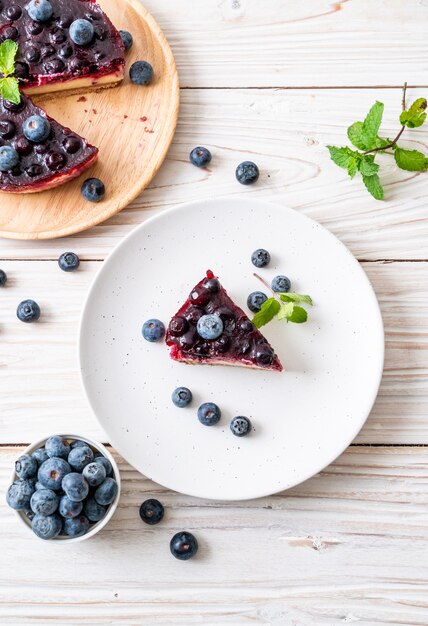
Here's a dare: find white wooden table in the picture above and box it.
[1,2,428,624]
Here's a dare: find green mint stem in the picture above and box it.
[253,272,278,299]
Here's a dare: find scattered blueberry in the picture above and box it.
[170,531,198,560]
[119,29,133,50]
[196,314,224,340]
[38,457,71,490]
[0,269,7,286]
[247,291,268,313]
[16,299,41,323]
[94,477,118,506]
[235,161,259,185]
[22,115,51,142]
[62,473,89,502]
[63,514,90,537]
[197,402,221,426]
[129,60,154,85]
[69,18,94,45]
[251,248,270,268]
[82,461,106,487]
[6,479,35,510]
[59,495,83,519]
[30,488,59,516]
[58,252,80,272]
[230,416,252,437]
[142,318,165,342]
[45,435,70,460]
[32,513,62,540]
[81,178,105,202]
[271,275,291,293]
[32,447,49,466]
[172,387,193,408]
[15,454,38,480]
[68,445,94,472]
[83,496,106,522]
[92,455,113,477]
[139,498,164,525]
[189,146,212,168]
[0,146,19,172]
[26,0,53,22]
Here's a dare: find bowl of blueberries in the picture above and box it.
[6,434,120,542]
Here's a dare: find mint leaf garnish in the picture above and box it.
[393,147,428,171]
[252,297,280,329]
[279,293,313,305]
[362,173,384,200]
[0,40,18,77]
[358,155,379,177]
[400,98,427,129]
[0,76,20,104]
[347,122,367,150]
[251,274,313,329]
[327,146,358,169]
[360,101,384,149]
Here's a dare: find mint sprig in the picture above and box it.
[0,40,20,105]
[251,273,313,329]
[327,84,428,200]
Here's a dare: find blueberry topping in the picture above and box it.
[32,513,62,540]
[1,25,18,39]
[26,0,53,22]
[45,435,70,459]
[27,20,44,35]
[62,473,89,502]
[26,163,43,177]
[30,488,59,515]
[5,5,22,20]
[197,402,221,426]
[23,115,51,142]
[170,531,198,560]
[15,454,38,480]
[185,307,203,324]
[0,269,7,286]
[63,514,90,537]
[46,150,65,171]
[189,146,212,168]
[58,495,82,518]
[38,457,71,490]
[58,251,80,272]
[67,445,94,472]
[213,335,230,352]
[16,299,40,322]
[271,275,291,293]
[14,136,32,156]
[247,291,268,313]
[44,58,65,73]
[25,46,40,62]
[189,286,210,306]
[49,27,67,44]
[0,120,16,139]
[3,97,25,112]
[0,146,19,171]
[236,161,259,185]
[32,447,49,466]
[94,477,118,506]
[83,496,106,522]
[129,60,154,85]
[168,316,188,336]
[82,461,106,487]
[172,386,193,408]
[6,479,35,510]
[63,136,81,154]
[238,318,254,333]
[230,416,252,437]
[197,314,224,340]
[142,318,165,342]
[139,498,164,525]
[251,248,270,268]
[69,18,94,45]
[119,29,133,50]
[58,44,73,58]
[40,44,55,58]
[81,178,105,202]
[255,345,274,367]
[203,277,220,293]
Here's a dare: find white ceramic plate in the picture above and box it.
[79,198,384,500]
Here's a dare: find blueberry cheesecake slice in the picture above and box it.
[166,271,283,372]
[0,93,97,192]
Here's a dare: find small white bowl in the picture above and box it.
[10,433,121,543]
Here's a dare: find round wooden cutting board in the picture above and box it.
[0,0,179,240]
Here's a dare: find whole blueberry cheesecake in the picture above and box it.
[166,271,283,372]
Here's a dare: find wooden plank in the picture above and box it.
[0,260,426,444]
[1,88,427,260]
[1,446,427,625]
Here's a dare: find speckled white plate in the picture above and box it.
[79,198,384,500]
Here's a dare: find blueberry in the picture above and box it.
[239,318,254,333]
[15,454,38,480]
[139,498,164,525]
[81,177,105,202]
[189,146,211,168]
[38,457,71,490]
[63,514,90,537]
[94,477,118,506]
[6,479,35,510]
[22,115,51,142]
[247,291,268,313]
[58,495,83,518]
[83,496,106,522]
[119,29,133,50]
[67,445,94,472]
[70,439,88,449]
[45,436,70,459]
[58,251,80,272]
[82,461,106,487]
[0,270,7,286]
[30,488,59,516]
[230,416,252,437]
[197,402,221,426]
[172,387,192,408]
[168,316,189,336]
[196,314,223,340]
[32,447,49,466]
[16,299,40,323]
[92,455,113,477]
[271,275,291,293]
[170,531,198,560]
[251,248,270,268]
[62,473,89,502]
[235,161,259,185]
[69,18,94,45]
[26,0,53,22]
[129,60,153,85]
[32,513,62,540]
[142,318,165,342]
[0,146,19,172]
[255,345,274,367]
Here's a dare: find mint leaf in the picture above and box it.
[279,293,313,305]
[277,301,294,321]
[358,155,379,177]
[394,147,428,171]
[362,173,384,200]
[284,305,308,324]
[252,297,280,329]
[347,122,367,150]
[0,77,20,105]
[360,101,384,149]
[0,40,18,77]
[400,98,427,129]
[327,146,361,178]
